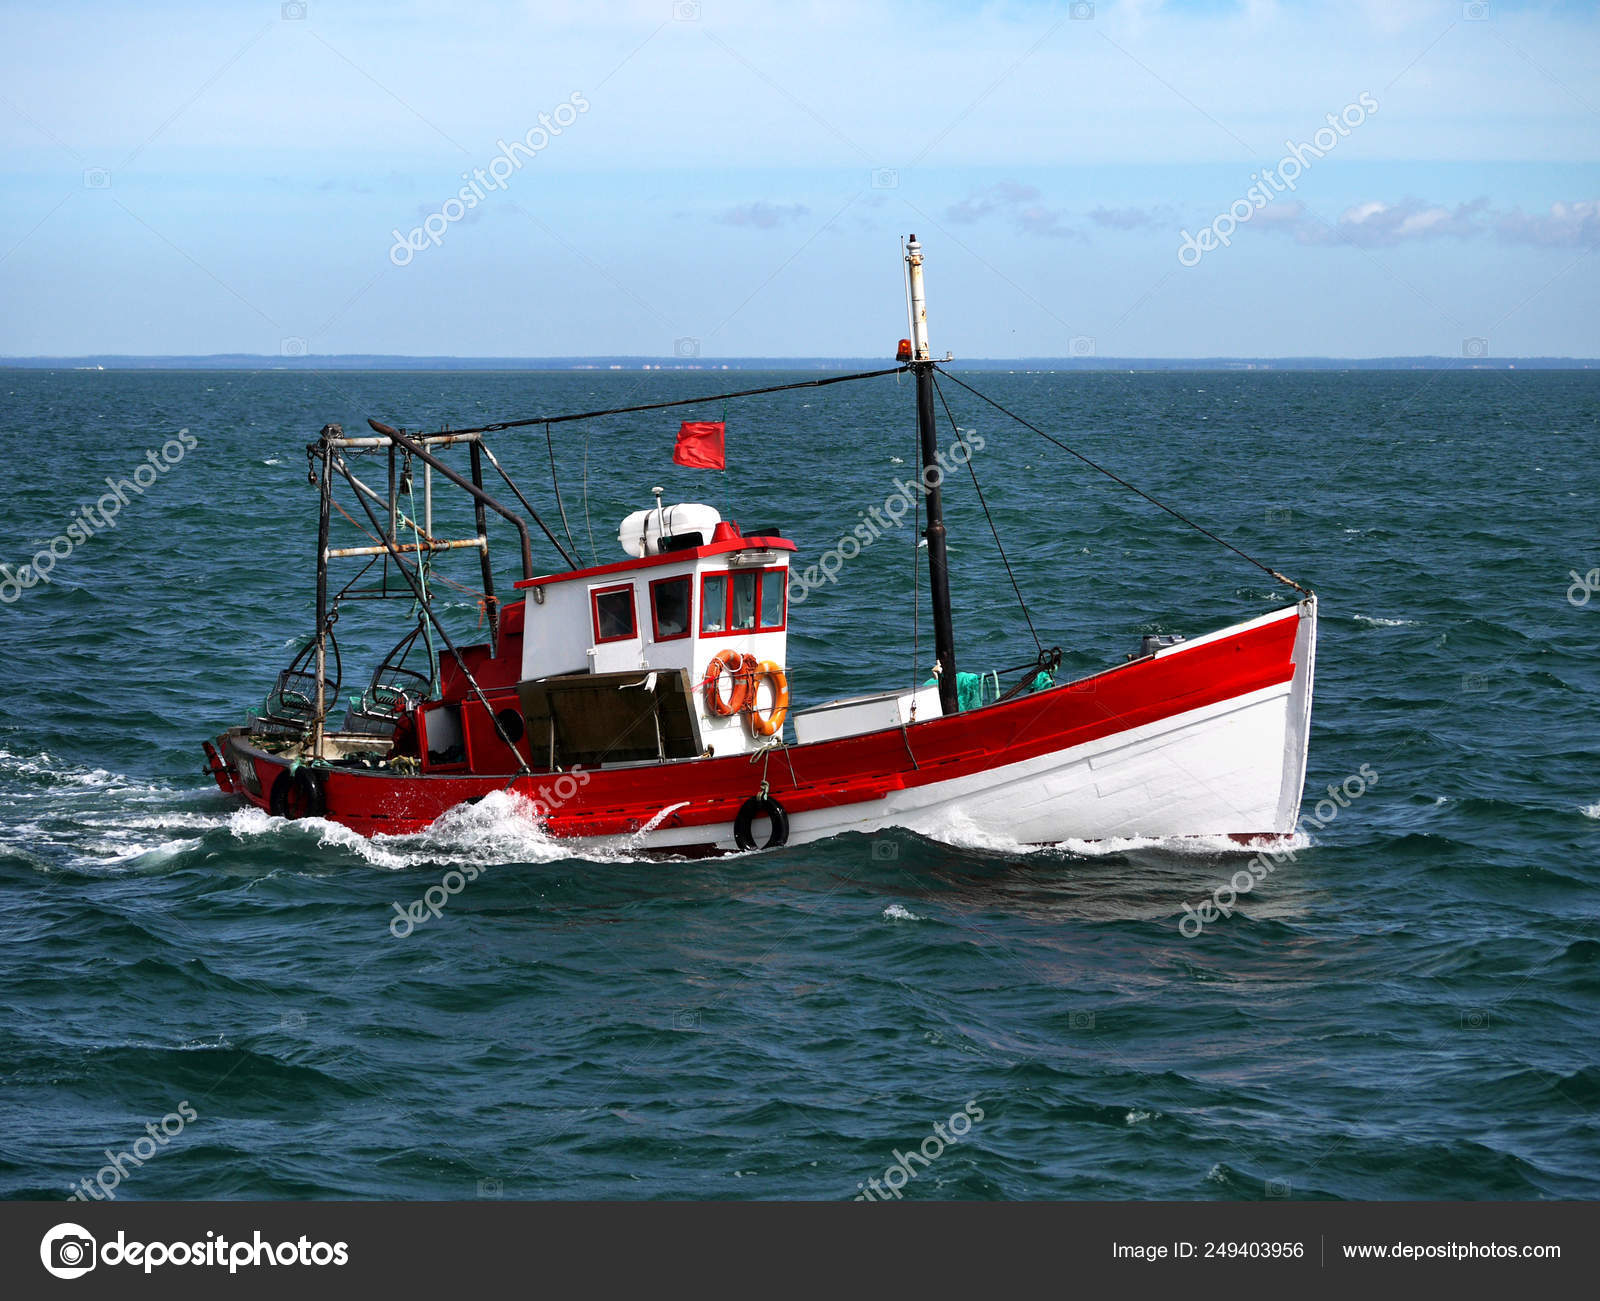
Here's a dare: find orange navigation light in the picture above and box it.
[896,338,913,362]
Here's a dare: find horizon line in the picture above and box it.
[3,353,1596,369]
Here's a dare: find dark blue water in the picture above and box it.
[2,367,1596,1200]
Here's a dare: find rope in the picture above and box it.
[581,425,598,566]
[931,372,1043,653]
[328,471,487,605]
[330,495,384,543]
[545,420,579,560]
[390,367,907,439]
[934,366,1311,596]
[747,737,799,795]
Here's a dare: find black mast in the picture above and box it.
[906,235,959,717]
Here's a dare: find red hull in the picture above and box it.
[215,603,1305,847]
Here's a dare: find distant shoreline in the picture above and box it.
[2,355,1594,371]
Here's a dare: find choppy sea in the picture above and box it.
[2,366,1596,1200]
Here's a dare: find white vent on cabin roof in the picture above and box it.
[617,502,721,558]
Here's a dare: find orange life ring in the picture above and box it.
[703,649,755,716]
[746,661,790,737]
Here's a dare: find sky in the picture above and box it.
[1,0,1597,359]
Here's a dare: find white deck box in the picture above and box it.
[790,685,943,746]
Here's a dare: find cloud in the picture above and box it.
[1314,197,1488,246]
[945,181,1079,239]
[1089,204,1171,230]
[1496,200,1600,249]
[317,177,374,195]
[1237,196,1600,250]
[717,201,810,229]
[1244,196,1490,246]
[946,181,1041,224]
[1015,204,1083,240]
[1248,200,1312,232]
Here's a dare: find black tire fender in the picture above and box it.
[269,767,328,820]
[733,795,790,852]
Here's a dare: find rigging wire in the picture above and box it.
[934,366,1311,596]
[327,482,485,603]
[330,455,535,781]
[545,420,580,560]
[391,367,907,439]
[931,372,1043,654]
[329,553,380,603]
[476,440,580,570]
[581,424,598,566]
[404,471,439,686]
[367,369,903,575]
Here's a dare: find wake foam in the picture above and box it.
[1,747,648,874]
[0,748,229,873]
[223,789,652,871]
[914,806,1311,860]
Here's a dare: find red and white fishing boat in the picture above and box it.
[203,237,1316,854]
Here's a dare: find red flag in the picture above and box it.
[673,420,726,470]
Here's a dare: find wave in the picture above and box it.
[218,790,659,873]
[1053,831,1310,859]
[0,739,681,873]
[902,807,1308,861]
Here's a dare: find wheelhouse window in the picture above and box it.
[650,575,691,642]
[758,567,786,630]
[422,703,465,769]
[697,567,787,635]
[700,573,729,634]
[731,571,758,631]
[591,583,637,643]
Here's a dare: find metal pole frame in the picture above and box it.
[329,452,536,781]
[469,439,500,655]
[312,425,334,759]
